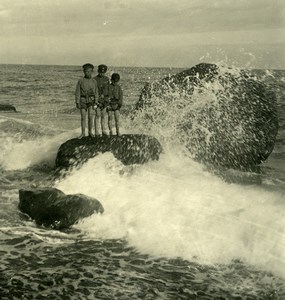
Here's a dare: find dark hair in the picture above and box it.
[98,64,108,73]
[82,63,94,70]
[111,73,120,82]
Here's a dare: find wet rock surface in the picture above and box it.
[18,188,104,229]
[0,104,16,112]
[55,134,163,170]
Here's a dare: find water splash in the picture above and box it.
[130,63,278,169]
[0,116,77,170]
[55,152,285,277]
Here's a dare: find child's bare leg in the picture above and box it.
[101,108,108,135]
[95,107,101,136]
[88,106,94,136]
[108,110,113,135]
[114,110,120,136]
[79,108,87,138]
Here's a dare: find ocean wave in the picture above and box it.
[0,117,77,170]
[54,151,285,278]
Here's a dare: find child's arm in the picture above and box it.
[94,80,99,105]
[103,79,110,107]
[75,79,81,108]
[118,86,123,109]
[103,79,109,97]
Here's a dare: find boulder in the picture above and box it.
[136,63,219,109]
[18,188,104,230]
[0,104,16,112]
[135,63,279,170]
[55,134,163,170]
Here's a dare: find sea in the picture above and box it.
[0,63,284,300]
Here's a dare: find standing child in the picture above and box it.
[94,64,109,136]
[75,63,99,138]
[107,73,123,136]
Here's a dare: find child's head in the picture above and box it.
[82,63,94,78]
[111,73,120,84]
[98,64,108,75]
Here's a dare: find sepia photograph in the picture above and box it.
[0,0,284,299]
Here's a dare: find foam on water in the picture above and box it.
[0,116,78,170]
[1,64,284,283]
[54,151,285,278]
[0,64,284,299]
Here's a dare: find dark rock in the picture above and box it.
[18,188,104,230]
[55,134,163,170]
[135,63,279,169]
[136,63,219,109]
[0,104,16,112]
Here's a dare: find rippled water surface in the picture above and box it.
[0,64,285,299]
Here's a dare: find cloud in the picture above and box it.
[0,4,10,17]
[1,27,284,67]
[0,0,284,68]
[1,0,284,36]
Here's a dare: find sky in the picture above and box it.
[0,0,284,68]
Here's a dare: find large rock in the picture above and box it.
[135,63,279,170]
[18,188,104,230]
[0,104,16,112]
[55,134,163,170]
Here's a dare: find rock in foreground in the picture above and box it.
[19,188,104,230]
[0,104,16,112]
[55,134,163,170]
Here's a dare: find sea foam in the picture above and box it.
[55,151,285,278]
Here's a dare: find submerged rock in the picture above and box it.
[55,134,163,170]
[0,104,16,112]
[18,188,104,230]
[135,63,279,169]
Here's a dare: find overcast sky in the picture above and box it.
[0,0,284,68]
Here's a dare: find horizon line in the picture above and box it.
[0,62,284,71]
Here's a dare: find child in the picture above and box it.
[94,64,109,136]
[107,73,123,136]
[75,63,99,138]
